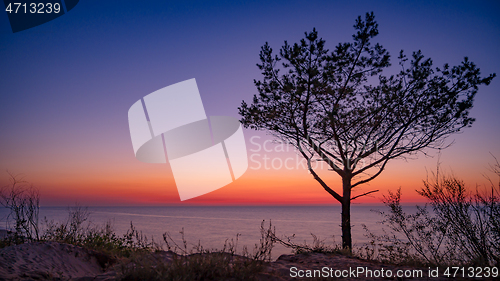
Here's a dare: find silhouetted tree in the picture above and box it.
[239,12,495,250]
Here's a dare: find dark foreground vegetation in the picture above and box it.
[1,158,498,280]
[360,157,500,268]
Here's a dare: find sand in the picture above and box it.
[0,242,103,280]
[0,230,8,240]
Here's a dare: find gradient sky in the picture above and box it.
[0,0,499,206]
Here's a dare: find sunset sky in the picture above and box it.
[1,0,499,206]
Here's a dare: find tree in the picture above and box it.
[238,12,495,250]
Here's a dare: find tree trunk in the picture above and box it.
[341,176,352,250]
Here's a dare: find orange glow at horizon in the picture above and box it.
[1,131,496,207]
[8,146,491,207]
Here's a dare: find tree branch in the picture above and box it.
[351,189,379,201]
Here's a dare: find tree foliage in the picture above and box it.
[240,12,494,189]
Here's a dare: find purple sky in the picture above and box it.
[0,0,499,205]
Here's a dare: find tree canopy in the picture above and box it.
[239,12,495,249]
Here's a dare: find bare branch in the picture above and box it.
[351,189,379,201]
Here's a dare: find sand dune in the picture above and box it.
[0,242,103,280]
[0,241,487,280]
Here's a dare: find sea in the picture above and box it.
[0,205,414,259]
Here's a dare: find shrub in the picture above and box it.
[42,207,159,260]
[363,158,500,266]
[0,172,40,243]
[118,221,276,280]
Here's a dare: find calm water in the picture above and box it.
[0,205,408,259]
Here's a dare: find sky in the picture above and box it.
[0,0,499,206]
